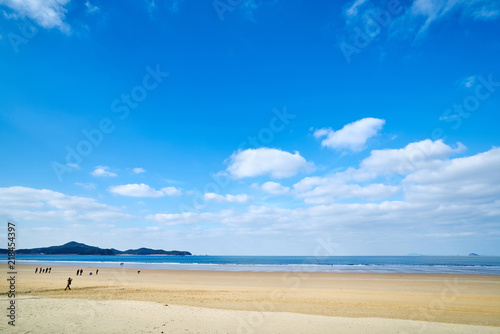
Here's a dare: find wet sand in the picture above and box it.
[1,265,499,333]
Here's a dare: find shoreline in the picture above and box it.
[1,264,499,329]
[6,257,500,275]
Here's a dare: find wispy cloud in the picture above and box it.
[292,139,465,205]
[204,193,250,203]
[108,183,182,197]
[294,176,399,205]
[314,118,385,152]
[345,0,368,18]
[0,186,133,222]
[338,0,500,53]
[67,163,80,170]
[85,1,99,14]
[75,182,96,190]
[357,139,466,179]
[147,0,184,15]
[460,75,477,88]
[165,0,183,13]
[425,232,475,238]
[261,181,290,195]
[0,0,71,32]
[91,166,117,177]
[408,0,500,35]
[239,0,259,21]
[132,167,146,174]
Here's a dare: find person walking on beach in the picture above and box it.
[65,277,72,291]
[76,269,80,275]
[80,269,83,275]
[35,268,38,274]
[49,267,52,273]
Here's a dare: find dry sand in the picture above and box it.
[1,265,500,333]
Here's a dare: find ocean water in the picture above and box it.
[6,255,500,275]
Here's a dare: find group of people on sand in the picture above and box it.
[65,269,99,291]
[35,267,51,273]
[75,269,99,275]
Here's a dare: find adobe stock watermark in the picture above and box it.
[6,18,38,54]
[438,74,500,131]
[237,234,336,334]
[51,65,169,182]
[178,106,295,216]
[403,277,466,334]
[393,73,499,179]
[339,0,404,64]
[64,264,134,332]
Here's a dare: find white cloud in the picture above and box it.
[294,175,400,204]
[460,75,477,88]
[0,186,133,222]
[145,196,498,241]
[358,139,466,180]
[410,0,460,33]
[132,167,146,174]
[109,184,162,197]
[75,182,96,190]
[409,0,500,34]
[226,148,314,179]
[314,118,385,151]
[67,163,80,170]
[403,146,500,204]
[145,212,201,226]
[471,5,500,20]
[0,0,71,32]
[340,0,500,49]
[91,166,117,177]
[6,144,499,254]
[425,232,475,238]
[344,0,368,18]
[85,1,99,13]
[146,209,243,227]
[162,186,182,196]
[294,142,497,207]
[261,181,290,195]
[339,0,399,57]
[204,193,250,203]
[108,183,182,198]
[291,139,465,205]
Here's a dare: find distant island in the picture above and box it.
[0,241,191,256]
[468,253,479,256]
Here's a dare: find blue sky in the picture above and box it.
[0,0,499,255]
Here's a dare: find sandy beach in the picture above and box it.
[1,265,500,333]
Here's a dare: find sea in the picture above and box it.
[6,255,500,275]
